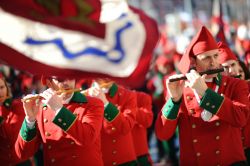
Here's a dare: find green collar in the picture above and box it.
[108,83,118,98]
[3,98,12,109]
[214,73,222,86]
[70,92,88,103]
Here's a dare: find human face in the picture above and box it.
[238,66,245,80]
[195,49,220,78]
[52,79,76,91]
[221,60,240,77]
[0,79,8,103]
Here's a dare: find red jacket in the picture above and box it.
[242,81,250,149]
[101,84,137,166]
[15,92,104,166]
[132,91,153,156]
[0,99,28,165]
[156,75,250,166]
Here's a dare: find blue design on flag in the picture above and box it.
[24,21,133,63]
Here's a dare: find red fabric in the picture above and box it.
[178,26,218,74]
[15,96,104,166]
[132,91,153,156]
[0,99,28,165]
[218,41,237,63]
[155,76,249,165]
[101,85,137,165]
[0,0,104,37]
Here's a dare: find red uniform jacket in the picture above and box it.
[242,81,250,149]
[132,91,153,156]
[101,84,137,166]
[15,92,104,166]
[155,75,250,166]
[0,99,27,165]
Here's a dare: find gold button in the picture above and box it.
[211,105,215,109]
[113,162,117,165]
[196,152,201,157]
[70,141,75,145]
[45,132,51,136]
[223,82,227,86]
[206,102,210,106]
[220,94,224,96]
[190,109,195,114]
[193,139,198,143]
[63,123,66,126]
[104,113,108,116]
[112,150,117,154]
[48,145,52,149]
[42,106,47,111]
[192,124,196,128]
[112,139,116,143]
[215,150,220,154]
[186,96,191,100]
[51,158,55,163]
[5,103,9,107]
[215,122,220,126]
[216,136,220,140]
[111,127,116,131]
[44,119,48,123]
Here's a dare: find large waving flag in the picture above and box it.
[0,0,159,88]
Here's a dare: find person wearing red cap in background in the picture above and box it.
[146,55,179,165]
[0,73,32,165]
[131,91,153,166]
[155,26,250,166]
[218,41,242,78]
[15,76,104,166]
[88,78,138,166]
[218,41,250,164]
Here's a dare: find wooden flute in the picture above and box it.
[168,68,225,82]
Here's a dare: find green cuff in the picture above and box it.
[53,107,77,131]
[20,120,37,142]
[200,88,224,114]
[0,116,4,124]
[104,103,119,122]
[162,98,181,120]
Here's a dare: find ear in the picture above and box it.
[189,56,197,69]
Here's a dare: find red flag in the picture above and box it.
[211,0,227,43]
[0,1,159,88]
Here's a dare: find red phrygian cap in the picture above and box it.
[177,26,218,74]
[218,41,237,63]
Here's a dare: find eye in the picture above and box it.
[214,54,219,58]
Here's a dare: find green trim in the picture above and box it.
[162,98,181,120]
[137,155,151,166]
[108,83,118,98]
[53,107,77,131]
[215,73,222,86]
[104,103,119,122]
[3,98,13,109]
[200,88,224,114]
[70,92,87,103]
[118,160,138,166]
[245,148,250,165]
[0,116,4,124]
[20,120,37,142]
